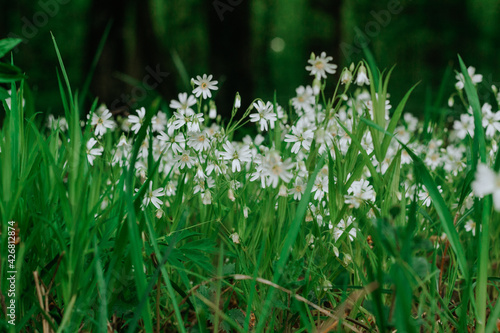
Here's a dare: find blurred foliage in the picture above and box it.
[1,0,500,117]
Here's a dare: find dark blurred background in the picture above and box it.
[2,0,500,118]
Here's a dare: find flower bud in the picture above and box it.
[234,93,241,109]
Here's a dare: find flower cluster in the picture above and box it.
[39,54,500,255]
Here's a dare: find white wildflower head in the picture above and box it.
[355,64,370,86]
[306,52,337,79]
[344,179,375,208]
[464,220,477,236]
[192,74,218,99]
[455,66,482,90]
[170,93,197,113]
[86,138,103,166]
[128,107,147,134]
[472,164,500,210]
[142,181,165,210]
[91,108,115,137]
[230,232,240,244]
[220,141,252,173]
[250,101,277,132]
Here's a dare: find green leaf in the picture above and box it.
[0,62,26,83]
[0,38,22,58]
[458,55,486,163]
[0,87,9,100]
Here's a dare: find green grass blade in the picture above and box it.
[0,38,22,58]
[171,48,191,91]
[51,33,74,108]
[381,82,419,157]
[79,21,112,111]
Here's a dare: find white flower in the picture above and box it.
[4,89,25,109]
[91,108,115,137]
[201,191,212,205]
[306,234,315,248]
[453,113,474,139]
[404,113,419,132]
[194,176,215,194]
[442,146,465,176]
[152,111,168,132]
[209,101,217,119]
[355,64,370,86]
[143,181,164,209]
[455,66,482,90]
[135,160,148,179]
[306,52,337,79]
[366,93,391,121]
[128,107,147,134]
[344,179,375,208]
[330,217,357,242]
[251,151,294,188]
[187,131,211,152]
[284,126,314,154]
[264,153,294,188]
[158,130,185,154]
[418,185,442,207]
[112,135,131,166]
[472,163,500,210]
[172,108,193,130]
[243,206,250,218]
[289,177,306,200]
[165,180,178,196]
[170,93,197,113]
[464,220,477,236]
[291,86,315,114]
[174,148,196,169]
[394,126,411,144]
[425,150,443,170]
[186,112,204,132]
[86,138,103,166]
[312,175,328,201]
[47,115,68,131]
[448,96,455,107]
[250,101,277,131]
[234,93,241,109]
[482,108,500,138]
[340,69,353,85]
[230,232,240,244]
[192,74,218,99]
[220,141,252,173]
[361,131,374,155]
[278,184,288,197]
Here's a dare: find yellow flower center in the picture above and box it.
[315,61,324,70]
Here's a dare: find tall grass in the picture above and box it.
[0,38,499,332]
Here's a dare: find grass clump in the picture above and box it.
[0,38,499,332]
